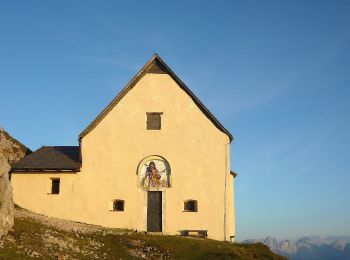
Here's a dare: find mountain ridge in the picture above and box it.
[243,235,350,260]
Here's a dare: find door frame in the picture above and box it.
[147,191,163,232]
[144,190,166,233]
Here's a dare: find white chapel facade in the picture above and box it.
[11,54,236,241]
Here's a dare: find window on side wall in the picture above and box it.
[51,178,60,194]
[109,200,125,211]
[146,112,162,130]
[184,200,197,212]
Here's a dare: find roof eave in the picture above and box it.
[230,170,238,178]
[154,55,233,142]
[11,168,80,173]
[78,54,159,140]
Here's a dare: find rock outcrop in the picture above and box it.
[0,153,12,238]
[0,128,30,238]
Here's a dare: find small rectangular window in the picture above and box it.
[51,178,60,194]
[146,112,162,130]
[113,200,125,211]
[184,200,197,212]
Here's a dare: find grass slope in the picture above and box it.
[0,207,285,259]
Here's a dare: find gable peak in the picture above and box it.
[79,54,233,142]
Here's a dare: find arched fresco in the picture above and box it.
[138,156,171,189]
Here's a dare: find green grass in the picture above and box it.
[0,210,285,260]
[128,234,283,259]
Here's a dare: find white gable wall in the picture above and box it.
[12,72,235,241]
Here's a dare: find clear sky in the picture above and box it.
[1,1,349,240]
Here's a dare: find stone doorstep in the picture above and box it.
[146,232,163,235]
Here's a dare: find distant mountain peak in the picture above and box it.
[243,235,350,260]
[331,239,346,251]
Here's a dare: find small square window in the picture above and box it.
[184,200,197,212]
[146,112,162,130]
[113,200,125,211]
[51,178,60,194]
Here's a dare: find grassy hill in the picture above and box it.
[0,206,285,259]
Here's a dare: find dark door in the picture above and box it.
[147,191,162,232]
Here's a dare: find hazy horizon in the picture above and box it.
[1,1,349,240]
[240,235,350,242]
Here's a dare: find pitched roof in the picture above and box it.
[11,146,81,172]
[79,54,233,142]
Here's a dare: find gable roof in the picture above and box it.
[79,54,233,142]
[11,146,81,172]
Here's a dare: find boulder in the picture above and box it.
[0,128,30,238]
[0,153,13,238]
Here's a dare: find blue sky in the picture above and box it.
[1,1,349,240]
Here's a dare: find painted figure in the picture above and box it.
[147,161,161,187]
[140,160,169,188]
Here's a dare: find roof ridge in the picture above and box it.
[43,145,79,148]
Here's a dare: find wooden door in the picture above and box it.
[147,191,162,232]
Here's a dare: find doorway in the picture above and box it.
[147,191,162,232]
